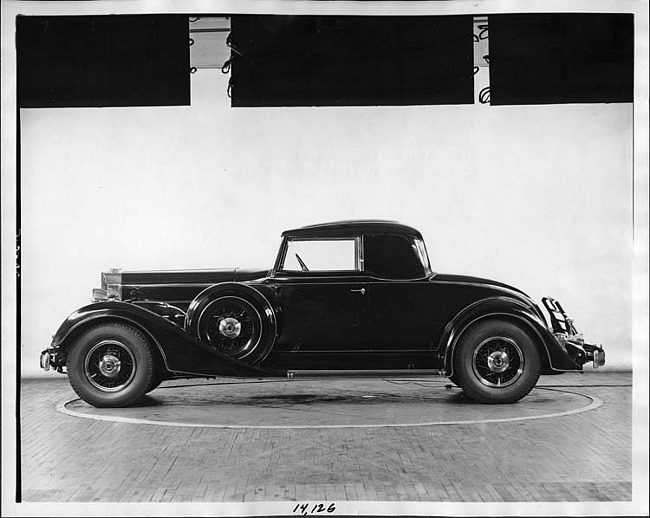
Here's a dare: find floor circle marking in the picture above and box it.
[56,386,603,429]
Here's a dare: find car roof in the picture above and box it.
[282,220,423,239]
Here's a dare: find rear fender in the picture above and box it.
[50,301,278,377]
[440,297,580,376]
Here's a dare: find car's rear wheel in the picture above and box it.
[453,319,541,404]
[67,322,155,408]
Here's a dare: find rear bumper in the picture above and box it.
[565,339,606,369]
[542,296,605,370]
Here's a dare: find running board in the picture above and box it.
[286,369,446,379]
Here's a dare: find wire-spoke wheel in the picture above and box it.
[453,319,541,404]
[197,296,263,360]
[84,340,136,392]
[471,336,524,388]
[67,322,155,408]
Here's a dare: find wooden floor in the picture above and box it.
[18,371,632,504]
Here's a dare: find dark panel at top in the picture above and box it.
[489,14,633,105]
[17,15,190,108]
[229,15,474,107]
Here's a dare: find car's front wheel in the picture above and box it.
[453,319,541,404]
[67,322,155,408]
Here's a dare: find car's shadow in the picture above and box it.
[126,389,483,408]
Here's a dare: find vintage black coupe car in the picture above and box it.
[41,220,605,407]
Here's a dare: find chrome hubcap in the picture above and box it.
[98,354,121,378]
[487,350,510,373]
[218,317,241,339]
[472,336,524,388]
[85,340,136,392]
[202,297,261,357]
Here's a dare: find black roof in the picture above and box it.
[282,220,422,238]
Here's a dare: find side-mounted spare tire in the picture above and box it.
[184,283,277,365]
[453,318,542,404]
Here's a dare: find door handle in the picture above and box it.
[350,288,366,295]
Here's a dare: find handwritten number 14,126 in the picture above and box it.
[292,503,336,515]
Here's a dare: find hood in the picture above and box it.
[102,267,269,289]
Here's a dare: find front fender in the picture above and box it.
[440,296,581,376]
[49,301,281,378]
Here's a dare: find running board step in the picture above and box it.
[286,369,446,379]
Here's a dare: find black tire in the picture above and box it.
[67,322,155,408]
[145,377,163,394]
[196,295,269,363]
[186,284,277,365]
[453,319,541,404]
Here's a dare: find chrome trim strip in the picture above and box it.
[431,280,500,289]
[131,300,192,306]
[122,283,221,288]
[287,369,445,378]
[119,268,236,274]
[366,276,434,282]
[271,237,288,277]
[359,235,365,271]
[271,349,431,354]
[282,236,363,241]
[269,279,369,284]
[165,368,275,378]
[355,236,362,272]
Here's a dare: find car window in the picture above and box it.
[364,234,426,279]
[281,239,358,272]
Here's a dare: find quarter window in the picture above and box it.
[281,239,359,272]
[364,234,426,279]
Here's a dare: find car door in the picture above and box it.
[270,237,369,369]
